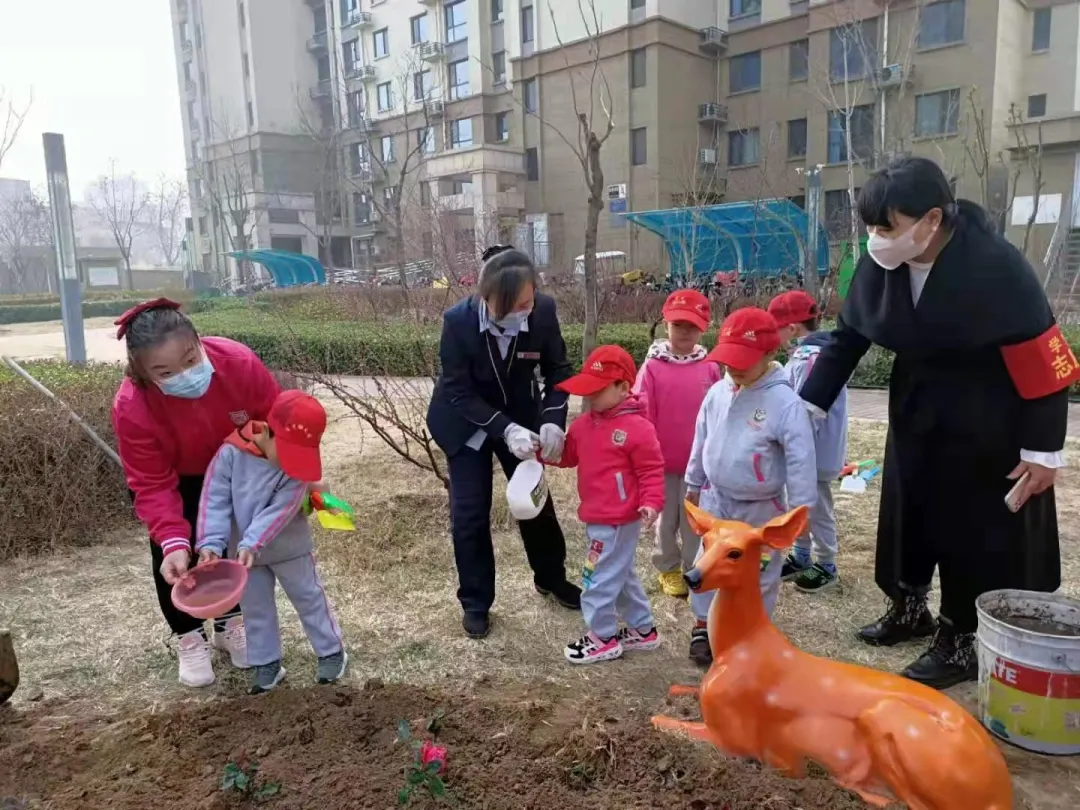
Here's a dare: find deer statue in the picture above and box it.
[652,503,1013,810]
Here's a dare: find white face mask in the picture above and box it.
[866,218,938,271]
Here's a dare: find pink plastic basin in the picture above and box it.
[171,559,249,620]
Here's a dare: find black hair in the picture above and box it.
[124,307,200,386]
[799,316,820,332]
[476,247,537,319]
[857,156,960,231]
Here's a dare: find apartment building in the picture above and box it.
[170,0,1080,278]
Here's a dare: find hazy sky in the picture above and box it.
[0,0,186,200]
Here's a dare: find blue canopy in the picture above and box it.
[624,199,830,278]
[227,249,326,287]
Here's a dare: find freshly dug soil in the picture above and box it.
[0,680,879,810]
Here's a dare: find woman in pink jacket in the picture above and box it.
[633,290,723,597]
[111,299,281,688]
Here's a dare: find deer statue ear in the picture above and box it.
[759,506,810,550]
[684,500,715,536]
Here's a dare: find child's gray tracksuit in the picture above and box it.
[783,333,848,567]
[195,440,344,667]
[684,365,817,620]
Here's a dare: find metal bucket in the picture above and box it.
[975,589,1080,755]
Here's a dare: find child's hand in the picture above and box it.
[198,549,220,565]
[237,548,255,568]
[639,506,659,528]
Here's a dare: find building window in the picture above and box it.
[788,194,806,210]
[445,1,468,42]
[827,104,875,162]
[380,135,395,163]
[449,59,470,99]
[417,127,435,155]
[347,90,364,125]
[246,101,254,127]
[787,118,807,159]
[377,81,393,111]
[411,14,429,45]
[525,147,539,181]
[413,70,432,101]
[729,51,761,93]
[493,51,506,84]
[824,189,856,238]
[523,78,538,113]
[451,117,473,148]
[730,0,761,17]
[344,39,360,71]
[1032,8,1051,52]
[914,89,960,136]
[373,28,389,59]
[353,193,371,225]
[789,39,808,81]
[492,0,504,23]
[630,48,646,89]
[630,127,647,165]
[1027,93,1047,119]
[495,111,509,142]
[521,4,534,43]
[830,19,877,80]
[728,128,760,167]
[919,0,965,48]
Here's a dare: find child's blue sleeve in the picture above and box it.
[195,445,236,557]
[239,478,309,554]
[685,388,713,492]
[778,400,818,510]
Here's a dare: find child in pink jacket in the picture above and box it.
[633,290,723,597]
[547,345,666,665]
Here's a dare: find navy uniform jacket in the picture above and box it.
[426,293,573,457]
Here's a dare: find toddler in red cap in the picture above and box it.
[633,290,723,598]
[683,308,817,665]
[545,345,666,664]
[195,390,347,693]
[768,291,847,593]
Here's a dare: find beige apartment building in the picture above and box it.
[170,0,1080,280]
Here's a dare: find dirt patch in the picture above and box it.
[0,680,875,810]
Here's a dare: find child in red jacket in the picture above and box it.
[547,345,666,664]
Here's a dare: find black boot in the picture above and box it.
[689,626,712,667]
[901,618,978,690]
[856,589,935,647]
[535,580,582,610]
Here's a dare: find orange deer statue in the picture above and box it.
[652,503,1013,810]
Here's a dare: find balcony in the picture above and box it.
[310,80,332,100]
[343,9,372,27]
[418,42,445,62]
[423,145,527,179]
[436,187,525,213]
[698,103,728,125]
[350,162,383,182]
[346,64,377,82]
[699,26,729,54]
[307,32,328,52]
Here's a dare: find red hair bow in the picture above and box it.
[114,298,182,340]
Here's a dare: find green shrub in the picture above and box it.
[0,295,234,325]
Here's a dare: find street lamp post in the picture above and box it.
[42,133,85,364]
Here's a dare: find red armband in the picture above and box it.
[1000,324,1080,399]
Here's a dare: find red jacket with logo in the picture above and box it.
[551,394,666,525]
[111,337,281,555]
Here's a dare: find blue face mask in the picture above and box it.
[156,356,215,399]
[496,307,532,332]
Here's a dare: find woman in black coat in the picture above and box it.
[801,157,1074,689]
[426,246,580,639]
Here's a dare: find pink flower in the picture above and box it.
[419,739,447,775]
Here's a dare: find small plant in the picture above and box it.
[395,711,450,805]
[220,761,281,802]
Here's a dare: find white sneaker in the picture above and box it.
[213,616,249,669]
[177,630,215,687]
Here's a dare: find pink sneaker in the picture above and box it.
[177,630,215,687]
[617,626,661,651]
[564,632,622,665]
[212,616,249,669]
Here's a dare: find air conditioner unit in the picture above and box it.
[699,148,718,165]
[606,183,627,200]
[877,63,912,88]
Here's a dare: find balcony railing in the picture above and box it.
[343,9,372,27]
[699,26,729,54]
[310,80,332,99]
[346,64,377,81]
[307,32,328,52]
[698,102,728,124]
[418,42,445,61]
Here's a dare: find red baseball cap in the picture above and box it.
[557,344,637,397]
[768,290,819,328]
[707,307,782,371]
[661,289,711,331]
[267,390,326,482]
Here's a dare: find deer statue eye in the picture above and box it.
[726,549,743,560]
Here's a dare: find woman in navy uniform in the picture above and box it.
[427,246,580,639]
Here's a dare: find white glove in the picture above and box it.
[504,423,540,460]
[538,424,566,462]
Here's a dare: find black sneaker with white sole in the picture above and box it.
[781,554,811,581]
[249,661,286,695]
[689,627,712,667]
[317,650,348,684]
[793,563,838,593]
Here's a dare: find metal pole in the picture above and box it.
[42,133,86,364]
[805,165,823,300]
[1,355,122,467]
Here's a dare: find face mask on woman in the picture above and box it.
[867,217,938,270]
[156,355,215,399]
[496,307,532,332]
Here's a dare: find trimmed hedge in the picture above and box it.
[0,295,233,325]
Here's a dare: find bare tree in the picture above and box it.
[85,162,150,289]
[0,186,51,293]
[0,87,30,172]
[151,176,189,266]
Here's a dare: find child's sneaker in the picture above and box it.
[781,554,811,581]
[249,661,286,695]
[564,632,623,664]
[317,650,348,684]
[794,563,838,593]
[617,626,661,651]
[212,616,249,669]
[657,570,688,597]
[689,626,712,667]
[177,630,215,688]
